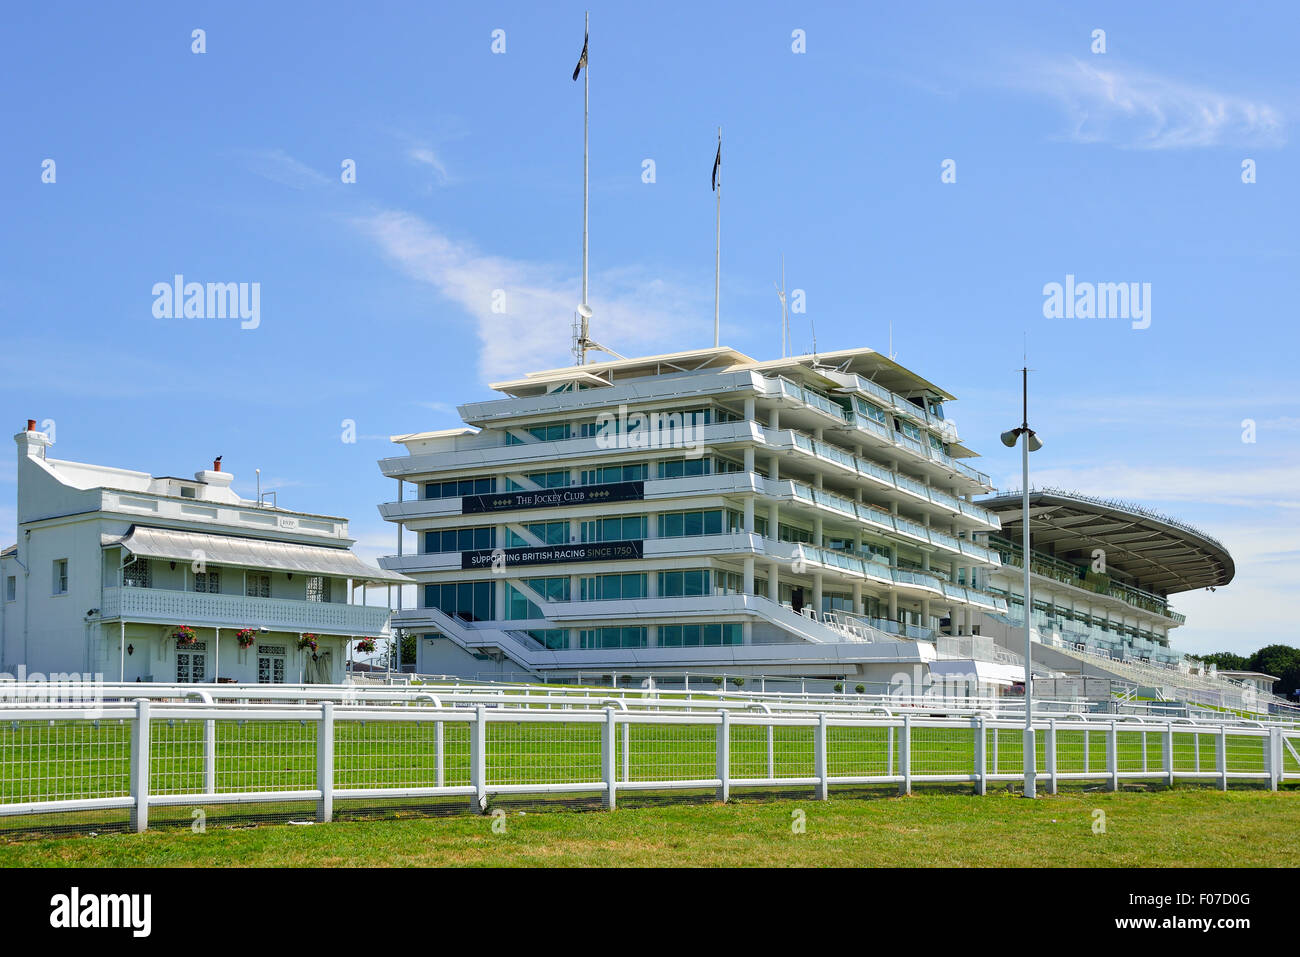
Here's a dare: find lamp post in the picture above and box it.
[1000,367,1043,798]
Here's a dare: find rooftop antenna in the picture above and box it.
[888,321,897,361]
[773,254,788,358]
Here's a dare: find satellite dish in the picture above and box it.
[577,303,593,318]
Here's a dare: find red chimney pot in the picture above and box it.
[213,458,222,472]
[26,419,36,432]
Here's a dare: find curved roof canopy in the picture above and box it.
[980,489,1233,595]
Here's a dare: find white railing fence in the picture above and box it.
[1,702,1295,833]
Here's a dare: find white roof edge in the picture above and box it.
[390,427,478,444]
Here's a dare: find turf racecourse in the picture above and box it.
[1,788,1296,867]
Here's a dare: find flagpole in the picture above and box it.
[582,10,590,324]
[714,126,721,348]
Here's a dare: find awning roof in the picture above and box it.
[929,660,1025,686]
[106,526,412,586]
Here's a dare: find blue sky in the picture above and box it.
[2,2,1296,654]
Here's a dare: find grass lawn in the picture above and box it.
[1,787,1296,867]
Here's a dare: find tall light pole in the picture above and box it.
[1001,367,1043,798]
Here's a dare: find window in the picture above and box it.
[658,569,710,597]
[579,573,646,601]
[52,559,68,595]
[579,515,646,542]
[4,576,14,602]
[423,477,494,499]
[245,574,271,598]
[176,642,208,683]
[579,627,647,649]
[580,463,646,484]
[258,645,286,684]
[506,521,568,548]
[656,509,733,538]
[425,526,495,553]
[122,558,151,589]
[659,623,742,647]
[179,486,197,499]
[194,570,221,594]
[505,578,570,620]
[424,580,496,622]
[306,576,331,602]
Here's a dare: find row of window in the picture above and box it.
[656,509,744,539]
[425,526,496,553]
[423,477,494,500]
[574,623,743,649]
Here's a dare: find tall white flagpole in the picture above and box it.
[714,126,721,348]
[582,11,589,312]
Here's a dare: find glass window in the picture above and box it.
[306,576,330,602]
[245,574,271,598]
[122,558,151,589]
[53,559,68,595]
[194,570,221,594]
[4,576,14,602]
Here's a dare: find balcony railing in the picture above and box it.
[989,537,1180,621]
[102,586,393,635]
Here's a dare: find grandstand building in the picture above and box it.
[378,346,1024,688]
[971,490,1260,709]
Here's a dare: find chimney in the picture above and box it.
[213,458,222,472]
[15,419,51,459]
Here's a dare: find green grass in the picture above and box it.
[1,788,1296,867]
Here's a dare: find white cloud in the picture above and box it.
[238,148,329,189]
[352,209,702,380]
[1025,462,1300,510]
[1011,58,1284,149]
[407,147,451,187]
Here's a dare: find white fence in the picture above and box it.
[2,701,1296,833]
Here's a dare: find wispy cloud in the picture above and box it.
[1008,57,1284,149]
[407,147,451,187]
[351,209,702,380]
[237,148,329,189]
[1016,462,1300,510]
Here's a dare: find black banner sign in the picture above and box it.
[461,480,644,514]
[461,539,644,570]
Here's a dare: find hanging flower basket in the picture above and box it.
[235,628,257,649]
[355,637,377,655]
[172,625,198,646]
[298,633,319,653]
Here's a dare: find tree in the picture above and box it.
[1248,644,1300,700]
[1197,651,1249,671]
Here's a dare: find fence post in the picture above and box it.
[974,716,986,796]
[1163,721,1175,788]
[1047,719,1058,795]
[1270,728,1283,791]
[1106,721,1118,791]
[434,719,445,788]
[899,716,911,796]
[602,706,617,810]
[204,716,217,796]
[316,701,334,823]
[1216,726,1228,791]
[767,723,775,780]
[471,704,487,812]
[815,712,828,801]
[716,710,730,803]
[991,723,999,775]
[129,698,151,833]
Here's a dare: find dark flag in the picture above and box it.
[712,136,721,191]
[572,31,588,81]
